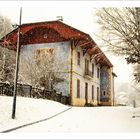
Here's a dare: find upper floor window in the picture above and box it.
[35,48,54,65]
[77,52,80,66]
[85,58,89,74]
[97,67,100,78]
[92,63,94,77]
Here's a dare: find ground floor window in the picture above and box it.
[97,87,99,102]
[102,90,106,96]
[92,85,94,100]
[85,82,88,103]
[77,79,80,98]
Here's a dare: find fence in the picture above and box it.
[0,82,69,105]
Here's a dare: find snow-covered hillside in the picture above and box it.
[0,96,69,132]
[1,95,140,133]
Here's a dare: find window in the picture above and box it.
[92,85,94,100]
[92,64,94,77]
[35,49,44,65]
[85,82,88,103]
[85,59,89,74]
[35,48,54,65]
[97,68,100,78]
[97,87,99,94]
[97,87,99,102]
[102,91,106,96]
[77,79,80,98]
[77,52,80,66]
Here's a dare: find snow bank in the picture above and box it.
[0,96,69,132]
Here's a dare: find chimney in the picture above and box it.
[56,16,63,22]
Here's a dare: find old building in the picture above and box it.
[0,20,116,106]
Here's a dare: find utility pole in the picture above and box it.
[12,8,22,119]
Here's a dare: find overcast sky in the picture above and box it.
[0,1,138,92]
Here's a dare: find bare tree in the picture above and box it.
[96,8,140,83]
[0,15,15,83]
[133,64,140,83]
[0,15,12,38]
[19,48,68,90]
[0,47,15,83]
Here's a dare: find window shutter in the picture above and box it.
[77,52,80,66]
[77,79,80,98]
[97,68,100,78]
[92,85,94,100]
[97,87,99,102]
[92,64,94,77]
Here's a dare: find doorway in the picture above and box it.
[85,82,88,104]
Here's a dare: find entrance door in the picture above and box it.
[85,82,88,104]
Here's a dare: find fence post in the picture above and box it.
[29,86,32,98]
[53,90,56,101]
[133,100,136,108]
[2,86,3,95]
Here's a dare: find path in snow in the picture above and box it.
[12,107,138,133]
[1,96,140,133]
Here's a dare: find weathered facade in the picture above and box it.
[20,42,70,96]
[0,20,116,106]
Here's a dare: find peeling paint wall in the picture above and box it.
[20,41,70,96]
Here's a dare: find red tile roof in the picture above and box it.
[0,21,92,47]
[0,20,113,67]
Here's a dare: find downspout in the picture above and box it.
[110,68,113,106]
[113,75,114,106]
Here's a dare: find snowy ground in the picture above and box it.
[1,95,140,133]
[0,96,69,132]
